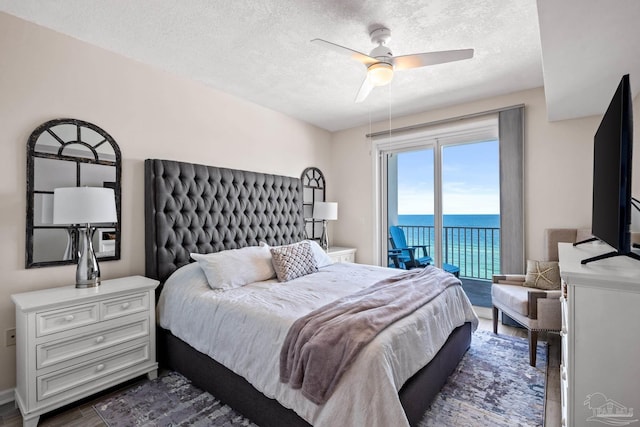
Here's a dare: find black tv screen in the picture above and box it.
[590,74,633,256]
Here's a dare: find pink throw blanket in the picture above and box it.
[279,265,460,404]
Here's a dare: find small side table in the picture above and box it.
[11,276,159,427]
[442,263,460,277]
[326,246,357,263]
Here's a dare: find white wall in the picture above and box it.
[0,12,331,392]
[329,87,617,265]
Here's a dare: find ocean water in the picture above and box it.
[398,214,500,228]
[396,214,500,279]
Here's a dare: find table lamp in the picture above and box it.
[53,187,117,288]
[313,202,338,251]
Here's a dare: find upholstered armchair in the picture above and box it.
[492,228,590,366]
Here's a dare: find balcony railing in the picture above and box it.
[396,225,501,280]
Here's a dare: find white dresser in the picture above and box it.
[327,246,357,263]
[558,242,640,427]
[11,276,159,427]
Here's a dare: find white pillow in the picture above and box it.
[306,240,334,268]
[190,245,276,290]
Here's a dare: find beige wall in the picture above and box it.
[329,87,622,265]
[0,13,331,392]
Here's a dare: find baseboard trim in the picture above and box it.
[0,388,15,406]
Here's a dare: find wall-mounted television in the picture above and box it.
[575,74,640,264]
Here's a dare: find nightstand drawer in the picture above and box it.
[37,342,150,401]
[101,292,148,320]
[37,315,150,369]
[36,303,99,337]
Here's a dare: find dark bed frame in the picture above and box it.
[144,159,472,426]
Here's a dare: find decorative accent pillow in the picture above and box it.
[190,245,276,290]
[524,260,561,290]
[270,241,318,282]
[261,240,333,268]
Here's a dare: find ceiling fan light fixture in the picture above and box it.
[312,26,473,103]
[367,63,394,87]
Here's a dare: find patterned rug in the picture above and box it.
[419,331,546,426]
[94,330,546,427]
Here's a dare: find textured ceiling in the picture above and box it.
[0,1,637,131]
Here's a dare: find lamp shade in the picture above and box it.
[313,202,338,221]
[53,187,117,225]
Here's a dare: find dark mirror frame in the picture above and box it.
[301,167,326,241]
[25,118,122,268]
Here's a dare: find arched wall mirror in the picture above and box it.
[26,118,122,268]
[301,167,325,241]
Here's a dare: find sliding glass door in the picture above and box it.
[440,141,500,279]
[386,148,437,267]
[382,132,500,280]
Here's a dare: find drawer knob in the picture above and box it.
[95,336,105,344]
[561,328,568,335]
[64,315,75,322]
[121,302,130,309]
[96,364,105,372]
[561,371,567,380]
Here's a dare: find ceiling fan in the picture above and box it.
[311,27,474,103]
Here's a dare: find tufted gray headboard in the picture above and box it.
[144,159,306,283]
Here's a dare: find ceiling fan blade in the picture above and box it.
[392,49,474,70]
[355,77,374,103]
[311,39,378,66]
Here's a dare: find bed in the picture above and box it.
[144,158,478,427]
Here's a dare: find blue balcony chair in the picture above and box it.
[388,248,403,268]
[389,226,433,269]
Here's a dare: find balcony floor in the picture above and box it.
[460,277,491,307]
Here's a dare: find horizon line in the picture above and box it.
[398,213,501,216]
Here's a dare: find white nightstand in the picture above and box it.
[11,276,159,427]
[326,246,357,263]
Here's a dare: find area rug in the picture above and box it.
[94,330,546,427]
[419,330,546,426]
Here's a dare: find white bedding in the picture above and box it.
[157,262,478,427]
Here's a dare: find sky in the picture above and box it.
[396,139,500,215]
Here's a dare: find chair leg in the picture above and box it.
[528,329,538,367]
[492,306,498,334]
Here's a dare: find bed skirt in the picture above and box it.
[157,322,472,427]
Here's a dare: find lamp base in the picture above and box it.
[76,226,101,289]
[320,220,329,251]
[75,278,101,289]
